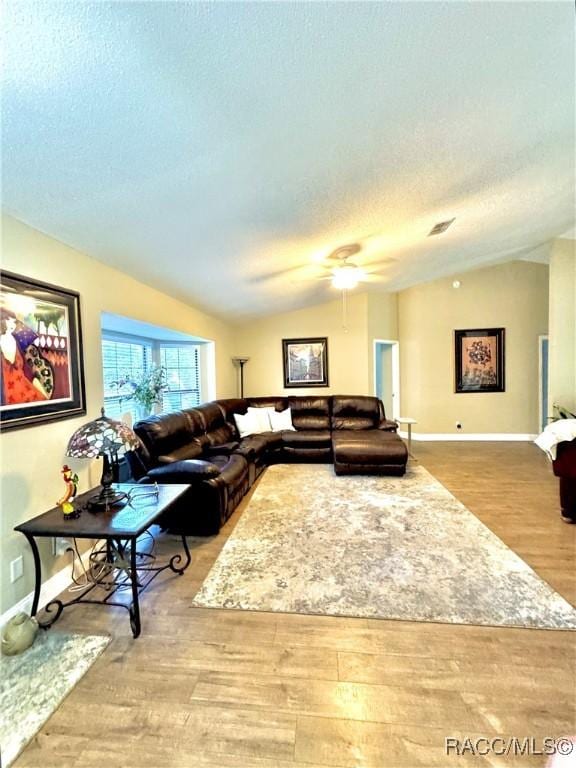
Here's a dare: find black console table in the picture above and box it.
[15,483,190,638]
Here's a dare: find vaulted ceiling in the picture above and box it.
[2,1,574,320]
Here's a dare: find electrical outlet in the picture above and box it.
[10,556,23,583]
[52,537,73,557]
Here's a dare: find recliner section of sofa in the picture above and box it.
[331,395,408,476]
[131,394,408,535]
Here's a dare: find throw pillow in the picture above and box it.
[269,407,296,432]
[234,411,259,438]
[247,406,275,433]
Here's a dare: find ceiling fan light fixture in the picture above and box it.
[332,264,364,290]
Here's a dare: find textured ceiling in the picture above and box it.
[2,1,574,321]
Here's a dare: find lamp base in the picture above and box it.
[86,490,129,512]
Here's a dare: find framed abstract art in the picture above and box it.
[0,271,86,430]
[454,328,505,393]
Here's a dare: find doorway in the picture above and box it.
[373,340,400,420]
[538,335,549,432]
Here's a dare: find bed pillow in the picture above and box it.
[269,407,296,433]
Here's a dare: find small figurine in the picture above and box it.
[57,464,80,519]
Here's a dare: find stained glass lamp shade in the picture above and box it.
[66,408,141,511]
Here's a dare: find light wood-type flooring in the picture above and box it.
[15,443,576,768]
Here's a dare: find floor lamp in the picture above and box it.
[232,357,250,398]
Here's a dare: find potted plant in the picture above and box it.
[112,365,168,418]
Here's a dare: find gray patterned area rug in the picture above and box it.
[0,631,109,767]
[192,463,576,630]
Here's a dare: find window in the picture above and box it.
[102,331,204,422]
[160,345,201,411]
[102,336,152,422]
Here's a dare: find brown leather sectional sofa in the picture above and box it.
[129,395,408,535]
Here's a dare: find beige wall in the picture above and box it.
[0,214,557,614]
[398,261,549,435]
[366,291,399,396]
[233,292,372,397]
[0,214,235,614]
[548,238,576,414]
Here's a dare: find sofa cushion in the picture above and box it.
[209,454,250,486]
[188,402,236,447]
[247,396,289,412]
[332,430,407,465]
[134,411,197,458]
[288,396,331,430]
[215,399,248,437]
[205,442,240,457]
[235,432,283,459]
[281,429,332,449]
[158,443,205,464]
[206,424,236,446]
[331,396,380,430]
[147,459,221,482]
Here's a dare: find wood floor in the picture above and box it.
[16,443,576,768]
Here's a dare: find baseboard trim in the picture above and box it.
[398,431,538,442]
[1,540,104,627]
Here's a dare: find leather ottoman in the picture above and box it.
[332,431,408,476]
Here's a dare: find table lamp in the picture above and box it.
[66,408,141,511]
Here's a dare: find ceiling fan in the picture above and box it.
[251,242,395,289]
[326,244,371,290]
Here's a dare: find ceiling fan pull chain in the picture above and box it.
[342,289,348,333]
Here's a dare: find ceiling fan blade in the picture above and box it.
[249,264,317,284]
[287,272,333,283]
[362,255,397,268]
[361,273,388,283]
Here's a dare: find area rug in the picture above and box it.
[192,463,576,630]
[0,630,110,767]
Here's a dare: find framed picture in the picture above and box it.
[454,328,505,393]
[282,337,329,388]
[0,271,86,430]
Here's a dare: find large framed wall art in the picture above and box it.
[0,271,86,430]
[454,327,505,393]
[282,337,329,388]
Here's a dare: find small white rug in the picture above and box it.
[192,463,576,629]
[0,630,110,767]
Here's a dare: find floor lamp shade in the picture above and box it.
[232,357,250,398]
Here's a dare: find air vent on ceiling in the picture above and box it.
[428,218,456,237]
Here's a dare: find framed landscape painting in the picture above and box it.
[282,337,329,388]
[0,271,86,431]
[454,328,505,393]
